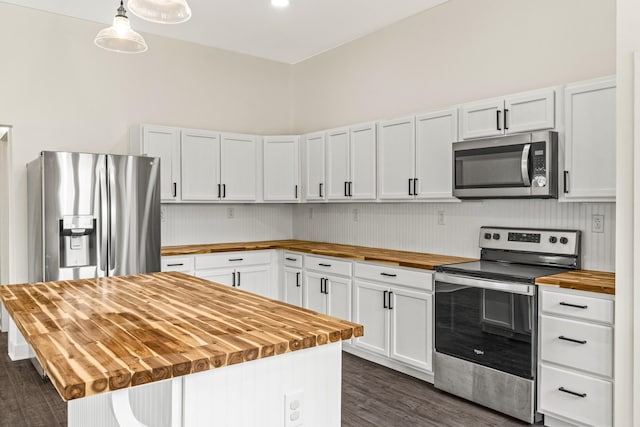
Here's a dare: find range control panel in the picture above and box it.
[479,227,581,256]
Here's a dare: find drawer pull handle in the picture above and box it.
[166,263,184,267]
[559,336,587,345]
[558,387,587,398]
[229,258,244,262]
[380,272,397,277]
[319,263,332,267]
[559,302,588,309]
[285,257,297,262]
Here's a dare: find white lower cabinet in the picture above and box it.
[161,255,195,276]
[283,267,302,306]
[538,287,614,427]
[304,271,351,320]
[353,262,433,374]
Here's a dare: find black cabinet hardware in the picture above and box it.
[558,387,587,398]
[173,182,177,197]
[319,183,323,198]
[559,336,587,345]
[344,181,348,197]
[285,257,297,262]
[496,110,502,131]
[217,183,221,198]
[504,108,509,130]
[408,178,413,196]
[413,178,418,195]
[383,290,388,308]
[237,271,241,287]
[296,272,300,287]
[319,263,331,267]
[388,292,393,309]
[563,171,569,193]
[348,181,353,197]
[380,272,397,277]
[324,278,329,294]
[232,272,236,287]
[559,301,588,309]
[295,185,298,199]
[166,263,184,267]
[222,184,226,198]
[229,258,244,262]
[320,277,327,294]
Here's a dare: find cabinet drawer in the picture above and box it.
[540,288,613,324]
[161,256,194,273]
[540,315,613,378]
[195,251,272,270]
[304,255,352,277]
[354,262,433,292]
[539,364,612,427]
[283,252,303,269]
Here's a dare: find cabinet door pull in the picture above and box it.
[295,185,298,199]
[318,263,332,267]
[222,183,226,198]
[504,108,509,130]
[496,110,502,131]
[166,263,184,267]
[237,271,241,287]
[408,178,413,196]
[559,336,587,345]
[173,182,177,198]
[229,258,244,262]
[232,272,236,287]
[348,181,353,197]
[559,301,588,309]
[380,272,397,277]
[217,183,221,198]
[320,277,325,294]
[388,292,393,309]
[413,178,418,196]
[558,387,587,398]
[344,181,348,197]
[319,183,323,198]
[285,257,297,262]
[324,278,329,294]
[563,171,570,194]
[296,272,300,287]
[383,290,388,308]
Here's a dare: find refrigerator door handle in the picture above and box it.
[107,158,116,272]
[99,163,109,274]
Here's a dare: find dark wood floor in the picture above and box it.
[0,332,526,426]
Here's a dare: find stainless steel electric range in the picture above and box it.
[434,226,581,423]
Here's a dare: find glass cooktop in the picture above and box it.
[435,260,571,284]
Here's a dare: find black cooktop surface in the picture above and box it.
[436,260,571,283]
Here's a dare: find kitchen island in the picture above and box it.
[0,271,363,427]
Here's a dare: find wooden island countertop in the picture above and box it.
[162,239,476,270]
[0,272,363,402]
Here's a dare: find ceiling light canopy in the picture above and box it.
[271,0,290,8]
[94,1,148,54]
[128,0,192,24]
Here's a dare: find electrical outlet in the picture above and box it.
[592,214,604,233]
[160,207,167,223]
[437,210,445,226]
[284,390,304,427]
[227,207,235,219]
[353,208,360,222]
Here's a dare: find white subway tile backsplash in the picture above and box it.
[292,201,615,271]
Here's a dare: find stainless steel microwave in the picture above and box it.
[452,131,558,199]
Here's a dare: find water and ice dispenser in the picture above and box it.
[59,215,96,268]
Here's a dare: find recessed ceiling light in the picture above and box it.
[271,0,290,8]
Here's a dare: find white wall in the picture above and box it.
[291,0,616,133]
[293,201,615,271]
[0,3,293,282]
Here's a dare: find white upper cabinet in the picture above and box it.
[460,88,555,139]
[415,109,458,200]
[326,123,377,201]
[304,132,326,201]
[130,125,181,202]
[562,76,616,202]
[378,117,416,200]
[220,133,258,202]
[181,129,220,201]
[263,136,299,202]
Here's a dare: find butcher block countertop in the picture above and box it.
[0,272,363,401]
[162,240,475,270]
[535,270,615,295]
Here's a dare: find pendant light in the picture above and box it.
[94,1,148,53]
[271,0,290,7]
[127,0,192,24]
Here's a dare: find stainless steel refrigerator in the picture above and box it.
[27,151,161,283]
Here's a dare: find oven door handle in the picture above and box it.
[435,272,535,296]
[521,143,531,187]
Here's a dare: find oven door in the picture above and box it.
[434,272,536,379]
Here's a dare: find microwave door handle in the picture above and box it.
[521,143,531,187]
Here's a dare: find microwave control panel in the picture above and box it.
[532,142,547,187]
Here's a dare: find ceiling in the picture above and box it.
[1,0,448,64]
